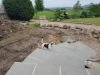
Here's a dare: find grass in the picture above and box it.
[63,17,100,25]
[33,11,54,19]
[67,9,82,15]
[33,10,82,19]
[32,10,100,26]
[28,22,40,28]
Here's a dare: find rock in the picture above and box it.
[70,27,76,31]
[91,30,100,39]
[62,25,70,29]
[47,24,52,27]
[85,60,100,69]
[53,24,59,28]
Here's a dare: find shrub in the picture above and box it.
[54,9,62,21]
[63,11,69,19]
[80,11,94,18]
[3,0,34,21]
[80,11,88,18]
[53,9,70,21]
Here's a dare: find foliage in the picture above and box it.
[80,11,88,18]
[71,0,83,18]
[33,1,100,20]
[63,11,69,19]
[89,3,100,17]
[35,0,44,11]
[80,10,94,18]
[54,9,62,21]
[3,0,34,21]
[73,0,82,10]
[53,9,69,21]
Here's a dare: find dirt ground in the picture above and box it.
[56,28,100,52]
[41,27,100,52]
[0,20,100,75]
[0,27,62,75]
[38,20,100,57]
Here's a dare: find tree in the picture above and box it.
[35,0,44,11]
[80,11,88,18]
[89,3,100,17]
[80,10,94,18]
[73,0,82,10]
[3,0,34,21]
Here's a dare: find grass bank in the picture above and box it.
[33,11,54,19]
[63,17,100,25]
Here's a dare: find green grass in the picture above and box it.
[63,17,100,25]
[27,22,40,28]
[32,10,100,26]
[67,9,82,15]
[33,11,54,19]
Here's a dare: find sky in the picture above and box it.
[0,0,100,8]
[31,0,100,8]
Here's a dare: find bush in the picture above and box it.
[3,0,34,21]
[80,11,94,18]
[53,9,62,21]
[63,11,69,19]
[95,12,100,17]
[52,9,70,21]
[80,11,88,18]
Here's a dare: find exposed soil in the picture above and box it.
[0,20,100,75]
[0,25,62,75]
[0,20,27,41]
[39,20,100,64]
[38,20,100,52]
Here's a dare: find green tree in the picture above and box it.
[89,3,100,17]
[73,0,82,10]
[35,0,44,11]
[80,10,94,18]
[3,0,34,20]
[80,11,88,18]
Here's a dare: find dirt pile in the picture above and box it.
[0,20,27,41]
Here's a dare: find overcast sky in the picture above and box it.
[31,0,100,8]
[0,0,100,8]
